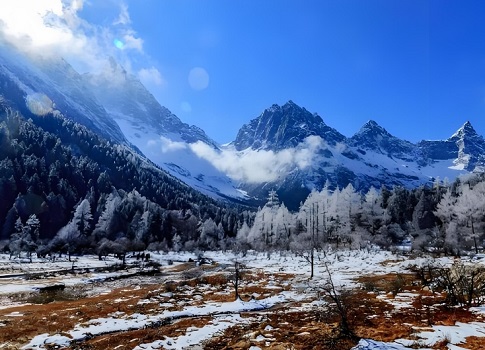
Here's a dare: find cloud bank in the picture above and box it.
[0,0,160,81]
[189,135,325,183]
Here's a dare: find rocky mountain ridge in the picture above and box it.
[1,41,484,209]
[233,101,485,208]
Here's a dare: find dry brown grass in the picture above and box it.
[0,284,162,348]
[357,273,418,294]
[2,265,485,350]
[205,308,363,350]
[79,316,213,350]
[460,336,485,350]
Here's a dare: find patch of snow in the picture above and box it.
[396,322,485,348]
[351,339,420,349]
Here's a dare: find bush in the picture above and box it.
[390,274,406,296]
[435,262,485,306]
[412,261,485,307]
[24,286,87,304]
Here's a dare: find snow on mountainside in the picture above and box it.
[418,121,485,172]
[232,101,484,209]
[0,42,126,144]
[0,43,244,202]
[83,60,246,201]
[1,38,483,208]
[349,120,420,162]
[233,100,346,151]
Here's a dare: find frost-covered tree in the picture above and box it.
[10,214,40,262]
[8,217,23,259]
[172,233,182,252]
[198,218,220,250]
[292,187,333,278]
[325,185,361,247]
[273,203,294,249]
[337,183,362,243]
[234,221,252,256]
[455,182,485,253]
[246,191,283,250]
[93,191,121,240]
[72,199,93,236]
[54,222,81,261]
[434,188,459,254]
[361,186,384,236]
[24,214,40,261]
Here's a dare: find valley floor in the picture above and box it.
[1,249,485,350]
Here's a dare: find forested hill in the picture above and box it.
[0,102,246,256]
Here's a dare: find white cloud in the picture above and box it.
[188,136,325,183]
[160,137,187,153]
[114,3,131,26]
[138,67,166,87]
[0,0,72,49]
[147,139,158,147]
[122,32,143,52]
[26,93,53,116]
[0,0,146,74]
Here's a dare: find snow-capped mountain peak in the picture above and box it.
[349,119,417,161]
[450,120,478,140]
[356,119,391,137]
[233,100,345,151]
[445,121,485,171]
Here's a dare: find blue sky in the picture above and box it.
[3,1,485,144]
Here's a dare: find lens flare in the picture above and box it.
[188,67,209,90]
[113,39,124,49]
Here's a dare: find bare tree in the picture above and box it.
[320,262,357,338]
[229,261,246,300]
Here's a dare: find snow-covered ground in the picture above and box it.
[1,249,485,349]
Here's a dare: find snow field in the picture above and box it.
[1,249,485,349]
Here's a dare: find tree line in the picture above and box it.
[236,174,485,257]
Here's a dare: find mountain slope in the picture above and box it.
[83,60,245,201]
[0,101,243,249]
[0,42,126,144]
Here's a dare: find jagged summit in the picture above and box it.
[233,101,345,151]
[450,120,478,140]
[349,119,416,160]
[354,120,392,138]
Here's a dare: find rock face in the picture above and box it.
[418,121,485,171]
[233,101,345,151]
[231,101,485,209]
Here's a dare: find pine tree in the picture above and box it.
[73,199,93,236]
